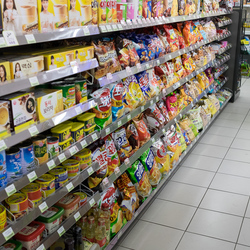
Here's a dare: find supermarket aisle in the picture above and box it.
[116,79,250,250]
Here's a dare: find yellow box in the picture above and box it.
[38,0,68,32]
[0,61,11,82]
[34,89,64,122]
[1,0,38,34]
[71,46,94,63]
[68,0,93,26]
[0,101,11,137]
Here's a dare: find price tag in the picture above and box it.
[39,202,48,213]
[127,114,131,121]
[182,16,186,21]
[47,159,56,170]
[25,34,36,44]
[146,18,151,23]
[66,182,74,192]
[112,24,118,30]
[114,167,121,176]
[169,54,172,59]
[5,184,16,197]
[69,146,78,156]
[150,100,153,105]
[74,211,81,222]
[91,133,98,141]
[127,20,132,25]
[89,198,95,207]
[107,73,113,80]
[27,171,37,182]
[87,167,94,176]
[124,158,130,165]
[132,19,137,25]
[121,20,126,26]
[106,25,112,31]
[29,76,39,87]
[58,153,66,163]
[118,120,122,127]
[3,30,18,46]
[178,51,181,56]
[28,126,39,136]
[162,88,166,95]
[117,230,123,239]
[162,128,166,134]
[100,25,107,32]
[80,140,87,148]
[0,37,6,47]
[138,19,143,24]
[156,96,159,102]
[151,137,155,143]
[75,106,82,115]
[174,118,177,123]
[157,60,160,66]
[126,66,132,74]
[105,127,110,135]
[117,24,123,30]
[37,245,46,250]
[57,226,65,237]
[142,18,147,24]
[0,140,7,151]
[136,63,142,71]
[3,228,14,241]
[141,106,144,112]
[145,63,150,69]
[175,82,180,88]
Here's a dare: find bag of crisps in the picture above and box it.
[147,68,161,97]
[125,122,140,154]
[179,117,196,141]
[163,24,180,52]
[203,97,217,116]
[166,93,178,120]
[176,123,187,152]
[208,94,220,112]
[188,108,203,132]
[135,71,151,101]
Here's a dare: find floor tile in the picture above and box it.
[171,167,215,188]
[235,245,250,250]
[200,134,234,147]
[241,121,250,131]
[218,159,250,178]
[157,181,207,207]
[120,220,183,250]
[141,199,196,230]
[224,105,249,115]
[206,126,238,137]
[191,144,228,159]
[210,173,250,196]
[213,118,243,129]
[115,247,133,250]
[200,189,248,216]
[236,130,250,140]
[244,201,250,218]
[176,232,235,250]
[225,148,250,164]
[187,209,243,242]
[238,218,250,246]
[181,154,222,172]
[218,112,246,121]
[231,138,250,151]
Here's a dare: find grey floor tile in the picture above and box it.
[181,154,222,172]
[244,202,250,219]
[238,218,250,246]
[171,167,215,188]
[235,245,250,250]
[224,105,249,115]
[218,112,246,121]
[176,232,235,250]
[187,209,243,242]
[241,121,250,131]
[231,138,250,151]
[157,181,207,207]
[141,199,196,230]
[200,189,248,216]
[213,118,243,129]
[206,126,238,137]
[225,148,250,164]
[199,134,234,147]
[218,159,250,178]
[210,173,250,196]
[192,144,228,159]
[236,130,250,140]
[120,220,183,250]
[115,247,133,250]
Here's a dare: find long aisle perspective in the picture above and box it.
[116,79,250,250]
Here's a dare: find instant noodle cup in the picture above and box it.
[71,122,84,142]
[62,159,80,179]
[74,192,87,206]
[77,113,96,129]
[51,124,71,142]
[59,137,72,151]
[5,193,28,213]
[1,240,22,249]
[35,174,55,198]
[0,205,6,224]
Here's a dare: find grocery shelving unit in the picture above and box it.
[0,8,236,249]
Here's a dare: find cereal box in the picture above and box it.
[38,0,68,32]
[98,0,106,24]
[0,101,11,137]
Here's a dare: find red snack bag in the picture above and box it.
[163,24,180,52]
[157,100,170,124]
[176,23,186,49]
[126,122,140,154]
[166,94,178,120]
[183,21,196,46]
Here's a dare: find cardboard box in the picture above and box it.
[0,101,11,137]
[0,60,11,82]
[38,0,68,32]
[71,46,94,64]
[0,92,36,133]
[34,89,63,122]
[1,0,38,34]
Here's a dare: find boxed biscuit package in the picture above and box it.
[72,46,94,64]
[0,101,11,137]
[98,0,107,24]
[0,61,11,82]
[38,0,68,32]
[1,0,38,34]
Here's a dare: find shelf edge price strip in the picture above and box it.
[5,184,16,197]
[27,171,38,182]
[57,226,66,237]
[47,159,56,170]
[74,211,81,222]
[3,228,14,241]
[39,202,48,213]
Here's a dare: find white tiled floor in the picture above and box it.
[116,79,250,250]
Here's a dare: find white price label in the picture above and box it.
[169,54,172,59]
[127,20,132,25]
[106,24,112,31]
[75,106,82,115]
[124,158,130,165]
[83,26,90,35]
[174,118,177,123]
[151,137,155,143]
[162,89,166,95]
[29,126,39,137]
[57,226,65,237]
[117,24,123,30]
[175,82,180,88]
[138,19,143,24]
[47,159,56,170]
[136,63,142,71]
[102,177,109,186]
[80,140,87,148]
[178,51,181,56]
[100,25,107,32]
[91,133,98,141]
[3,228,14,241]
[29,76,39,87]
[132,19,137,25]
[0,37,6,47]
[5,184,16,197]
[162,128,166,134]
[117,120,122,127]
[58,153,66,163]
[145,64,150,69]
[117,230,123,239]
[121,20,126,26]
[127,114,131,121]
[87,167,94,176]
[157,60,160,66]
[0,140,7,151]
[150,100,153,105]
[105,127,110,135]
[25,34,36,44]
[156,96,159,102]
[112,24,118,30]
[27,171,37,182]
[3,30,18,46]
[107,73,113,80]
[114,167,120,175]
[66,182,74,192]
[74,211,81,222]
[39,202,48,213]
[141,106,144,112]
[37,245,46,250]
[89,198,95,207]
[126,66,132,74]
[69,146,78,156]
[70,61,78,68]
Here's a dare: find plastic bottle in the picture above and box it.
[86,216,96,243]
[64,238,75,250]
[99,203,110,245]
[95,218,107,249]
[74,226,84,250]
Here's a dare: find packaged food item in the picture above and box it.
[70,122,84,142]
[194,0,200,13]
[203,97,217,116]
[74,192,87,206]
[202,0,213,12]
[163,0,173,16]
[0,101,11,138]
[77,112,96,129]
[176,123,187,152]
[208,94,220,112]
[38,0,68,32]
[178,0,185,15]
[0,61,11,82]
[135,71,151,101]
[163,25,179,52]
[179,117,196,141]
[203,21,217,39]
[6,147,22,182]
[147,68,161,97]
[35,174,55,198]
[166,94,178,120]
[5,193,28,213]
[140,148,162,187]
[125,122,140,154]
[188,108,203,132]
[62,159,80,179]
[72,148,92,171]
[0,205,6,225]
[51,124,71,142]
[21,183,42,208]
[127,160,152,200]
[49,167,68,189]
[198,106,209,127]
[91,88,112,130]
[58,136,72,151]
[98,0,107,24]
[0,240,22,250]
[157,100,170,124]
[143,0,152,18]
[117,1,127,22]
[111,0,117,22]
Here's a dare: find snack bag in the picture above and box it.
[177,121,191,145]
[163,25,180,52]
[179,117,196,141]
[171,0,178,16]
[183,21,196,46]
[198,106,209,127]
[188,108,203,132]
[194,21,206,40]
[140,148,162,187]
[186,0,196,14]
[116,173,139,221]
[157,100,170,124]
[176,23,186,49]
[133,114,151,146]
[110,82,125,122]
[91,88,112,130]
[178,0,185,15]
[163,0,173,17]
[194,0,200,13]
[203,97,217,116]
[144,106,164,134]
[202,0,213,12]
[155,27,171,53]
[127,160,152,201]
[126,122,140,154]
[147,68,161,97]
[208,94,220,111]
[166,94,178,120]
[116,37,130,69]
[176,123,187,152]
[104,135,120,175]
[135,71,151,101]
[203,21,217,39]
[152,0,161,17]
[112,127,133,162]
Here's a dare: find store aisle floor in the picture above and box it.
[115,79,250,250]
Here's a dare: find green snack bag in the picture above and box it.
[176,123,187,152]
[188,108,203,132]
